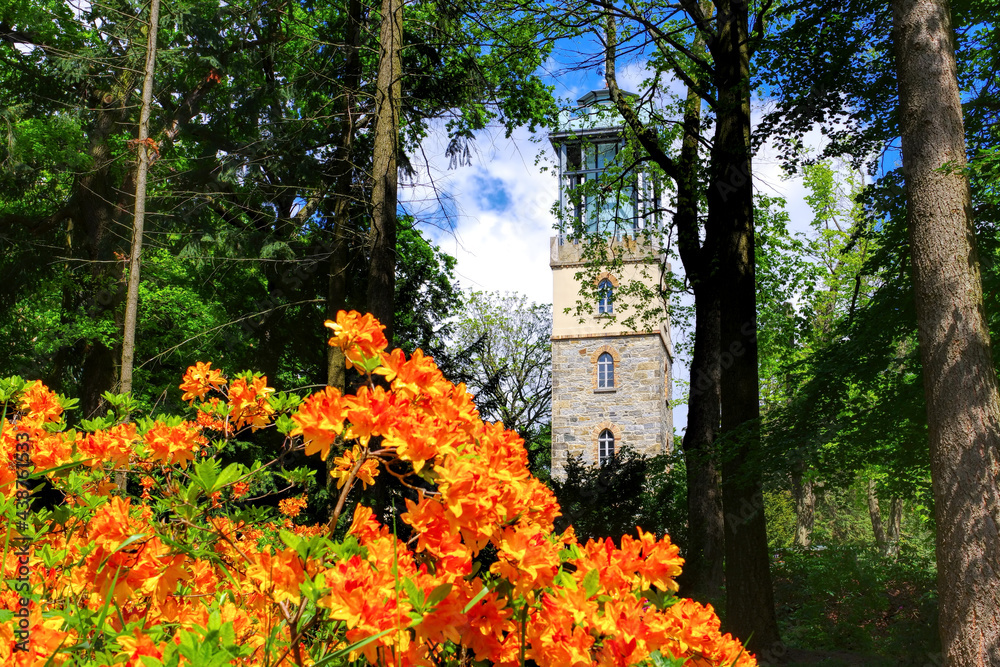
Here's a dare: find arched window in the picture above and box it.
[597,352,614,388]
[598,429,615,466]
[598,279,613,314]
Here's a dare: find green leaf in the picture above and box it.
[426,583,453,608]
[582,568,601,597]
[329,627,395,660]
[554,569,577,590]
[275,413,297,436]
[462,584,491,613]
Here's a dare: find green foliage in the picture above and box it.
[447,290,552,468]
[551,448,686,547]
[772,544,938,663]
[763,489,797,550]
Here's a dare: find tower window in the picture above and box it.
[598,352,614,388]
[598,279,613,314]
[598,429,615,465]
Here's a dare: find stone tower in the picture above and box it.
[549,90,673,478]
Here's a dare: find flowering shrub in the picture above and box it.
[0,311,756,667]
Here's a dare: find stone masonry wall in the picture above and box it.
[550,333,672,479]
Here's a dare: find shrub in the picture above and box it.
[1,312,755,666]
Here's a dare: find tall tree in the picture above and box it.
[367,0,404,344]
[121,0,162,397]
[892,0,1000,662]
[555,0,780,644]
[702,0,780,647]
[448,291,552,448]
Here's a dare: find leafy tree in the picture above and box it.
[448,291,552,475]
[0,0,558,421]
[543,0,782,645]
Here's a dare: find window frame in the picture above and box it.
[598,429,615,466]
[597,352,615,389]
[597,278,614,315]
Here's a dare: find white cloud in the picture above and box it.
[402,123,559,307]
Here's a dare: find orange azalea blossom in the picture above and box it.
[180,360,227,402]
[278,496,308,518]
[143,420,205,468]
[324,310,388,368]
[330,444,379,489]
[18,380,63,425]
[246,548,306,604]
[77,421,137,469]
[227,374,275,431]
[0,311,755,667]
[290,385,345,460]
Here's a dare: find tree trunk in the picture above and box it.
[680,289,726,599]
[892,0,1000,662]
[866,477,888,551]
[325,0,361,507]
[603,6,726,601]
[887,496,902,558]
[675,12,725,602]
[326,0,361,393]
[115,0,160,494]
[792,463,815,548]
[367,0,402,343]
[120,0,160,399]
[709,0,780,653]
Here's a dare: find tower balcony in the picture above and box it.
[550,233,663,267]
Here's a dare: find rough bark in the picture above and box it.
[674,12,726,602]
[680,290,726,599]
[77,102,129,418]
[115,0,160,494]
[792,464,815,548]
[892,0,1000,662]
[887,496,902,558]
[709,0,780,652]
[367,0,402,344]
[326,0,361,393]
[325,0,361,505]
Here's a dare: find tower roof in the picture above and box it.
[550,88,647,144]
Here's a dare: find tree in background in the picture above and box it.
[552,448,687,547]
[0,0,558,419]
[448,291,552,476]
[555,0,781,645]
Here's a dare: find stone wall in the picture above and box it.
[550,332,672,478]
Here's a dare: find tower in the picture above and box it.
[549,90,673,478]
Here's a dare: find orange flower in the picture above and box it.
[246,548,306,604]
[143,421,205,469]
[290,386,345,461]
[179,361,227,402]
[232,481,250,499]
[227,374,275,431]
[19,380,63,425]
[279,496,308,518]
[330,445,379,489]
[324,310,388,369]
[78,422,137,468]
